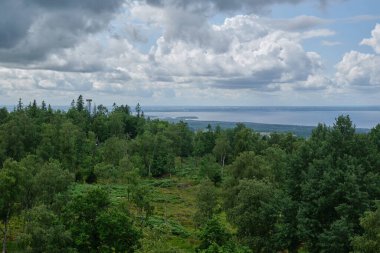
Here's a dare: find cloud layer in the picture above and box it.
[0,0,123,64]
[0,0,378,105]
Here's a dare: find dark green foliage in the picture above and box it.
[285,115,380,252]
[224,179,287,252]
[0,159,26,252]
[18,205,74,253]
[194,126,216,157]
[97,206,141,253]
[76,95,84,112]
[165,121,194,157]
[63,188,140,253]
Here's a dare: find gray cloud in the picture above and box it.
[0,0,124,64]
[268,15,330,31]
[143,0,344,13]
[143,0,303,12]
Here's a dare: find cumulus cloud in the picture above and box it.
[360,23,380,54]
[148,14,331,91]
[336,51,380,87]
[335,24,380,88]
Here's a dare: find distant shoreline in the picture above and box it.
[157,118,370,138]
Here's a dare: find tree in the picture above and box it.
[228,151,273,182]
[224,179,286,252]
[0,160,26,253]
[213,132,230,169]
[130,131,174,177]
[197,217,229,251]
[63,188,140,252]
[164,122,194,158]
[108,111,126,138]
[351,203,380,253]
[135,103,142,118]
[18,205,74,253]
[197,217,252,253]
[76,95,84,112]
[97,206,141,253]
[33,160,74,205]
[194,128,216,157]
[99,137,128,166]
[194,182,219,226]
[231,124,259,157]
[199,155,222,185]
[37,123,59,161]
[93,163,120,183]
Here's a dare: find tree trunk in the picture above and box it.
[221,155,225,177]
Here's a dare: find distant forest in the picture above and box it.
[0,95,379,253]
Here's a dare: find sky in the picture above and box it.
[0,0,380,106]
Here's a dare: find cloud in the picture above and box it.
[360,23,380,54]
[143,0,343,13]
[268,15,330,31]
[0,0,124,64]
[0,0,361,105]
[336,51,380,87]
[335,24,380,88]
[148,14,331,91]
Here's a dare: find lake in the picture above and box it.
[143,106,380,129]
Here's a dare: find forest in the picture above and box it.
[0,95,379,253]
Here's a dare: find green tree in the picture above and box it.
[0,160,26,253]
[199,155,222,185]
[33,160,74,205]
[197,217,229,251]
[213,132,231,169]
[194,182,219,226]
[224,179,286,252]
[76,95,84,112]
[228,151,273,182]
[351,203,380,253]
[97,206,141,253]
[18,205,74,253]
[164,122,194,158]
[63,188,140,252]
[197,217,252,253]
[99,137,128,166]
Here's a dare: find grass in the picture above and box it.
[3,159,205,252]
[70,168,202,252]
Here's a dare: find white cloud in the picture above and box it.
[334,24,380,88]
[148,14,332,91]
[360,23,380,54]
[335,51,380,87]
